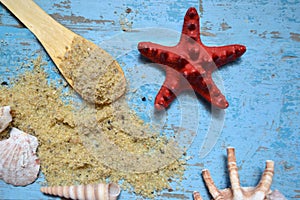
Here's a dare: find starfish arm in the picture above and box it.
[138,42,184,67]
[206,44,246,68]
[155,68,186,110]
[180,7,201,43]
[155,85,177,110]
[192,74,229,109]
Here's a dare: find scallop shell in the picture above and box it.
[0,127,40,186]
[0,106,12,132]
[40,183,121,200]
[193,147,286,200]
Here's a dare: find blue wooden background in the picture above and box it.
[0,0,299,199]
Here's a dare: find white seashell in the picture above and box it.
[0,127,40,186]
[193,147,287,200]
[267,190,287,200]
[40,183,121,200]
[0,106,12,132]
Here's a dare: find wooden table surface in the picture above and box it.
[0,0,299,199]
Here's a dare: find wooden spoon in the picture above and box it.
[0,0,126,105]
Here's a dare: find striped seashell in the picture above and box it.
[40,183,121,200]
[0,127,40,186]
[0,106,12,132]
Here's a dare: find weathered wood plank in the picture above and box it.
[0,0,299,199]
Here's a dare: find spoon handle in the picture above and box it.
[1,0,127,104]
[0,0,76,65]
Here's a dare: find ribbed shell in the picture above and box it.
[0,106,12,132]
[0,127,40,186]
[40,183,121,200]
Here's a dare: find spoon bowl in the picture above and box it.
[0,0,126,105]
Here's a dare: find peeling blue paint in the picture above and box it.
[0,0,299,199]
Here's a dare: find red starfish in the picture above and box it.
[138,7,246,110]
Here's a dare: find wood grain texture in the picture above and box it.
[1,0,75,66]
[0,0,299,199]
[0,0,125,103]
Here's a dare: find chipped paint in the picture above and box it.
[290,32,300,42]
[50,13,115,25]
[220,21,231,31]
[0,0,299,199]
